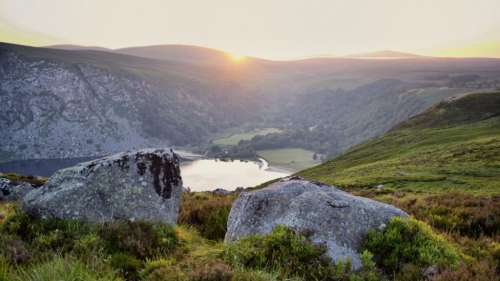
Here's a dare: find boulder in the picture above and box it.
[225,178,408,269]
[0,178,34,201]
[23,148,183,224]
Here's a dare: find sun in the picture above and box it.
[228,53,246,63]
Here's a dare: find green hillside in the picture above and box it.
[299,92,500,195]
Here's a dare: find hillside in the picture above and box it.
[2,42,500,162]
[299,91,500,194]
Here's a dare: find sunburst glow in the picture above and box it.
[228,53,246,63]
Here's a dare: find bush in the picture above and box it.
[224,225,338,280]
[1,209,93,254]
[363,217,461,277]
[179,193,234,240]
[190,261,233,281]
[395,194,500,238]
[141,258,187,281]
[98,221,177,259]
[110,253,142,281]
[431,260,498,281]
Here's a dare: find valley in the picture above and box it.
[2,42,500,165]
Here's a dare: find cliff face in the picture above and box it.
[1,50,162,159]
[0,45,257,160]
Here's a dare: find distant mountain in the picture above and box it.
[47,44,113,52]
[345,50,425,59]
[299,91,500,192]
[2,42,500,161]
[115,45,234,65]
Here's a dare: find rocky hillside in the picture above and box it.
[0,43,260,160]
[3,42,500,161]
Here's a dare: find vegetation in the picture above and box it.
[298,92,500,280]
[212,128,282,146]
[179,192,235,240]
[364,218,460,278]
[0,173,46,187]
[1,92,499,280]
[257,148,320,171]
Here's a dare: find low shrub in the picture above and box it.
[141,258,187,281]
[190,261,233,281]
[224,225,338,280]
[363,217,461,278]
[98,221,177,259]
[430,260,498,281]
[110,253,142,281]
[1,208,93,254]
[1,173,46,187]
[396,194,500,238]
[179,192,234,240]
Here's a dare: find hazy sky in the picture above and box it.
[1,0,499,59]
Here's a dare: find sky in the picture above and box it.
[1,0,499,60]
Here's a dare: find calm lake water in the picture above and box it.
[0,155,290,192]
[181,158,290,191]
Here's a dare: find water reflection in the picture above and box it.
[181,158,290,191]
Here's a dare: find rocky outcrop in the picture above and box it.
[0,178,35,201]
[22,148,183,224]
[225,178,408,269]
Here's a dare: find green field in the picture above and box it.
[257,148,320,171]
[213,128,282,146]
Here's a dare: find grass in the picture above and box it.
[257,148,320,171]
[294,92,500,280]
[213,128,282,146]
[299,117,500,194]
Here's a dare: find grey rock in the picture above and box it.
[0,178,35,201]
[23,148,183,224]
[225,179,408,269]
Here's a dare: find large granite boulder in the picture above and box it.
[23,148,182,224]
[225,178,408,269]
[0,178,35,201]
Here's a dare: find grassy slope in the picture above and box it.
[299,92,500,195]
[257,148,320,171]
[213,128,282,146]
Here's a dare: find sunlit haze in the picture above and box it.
[1,0,500,59]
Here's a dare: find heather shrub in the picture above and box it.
[363,217,460,277]
[190,261,233,281]
[179,192,233,240]
[110,252,142,281]
[141,258,187,281]
[98,221,177,259]
[224,225,338,280]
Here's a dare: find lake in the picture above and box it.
[181,158,290,191]
[0,155,290,192]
